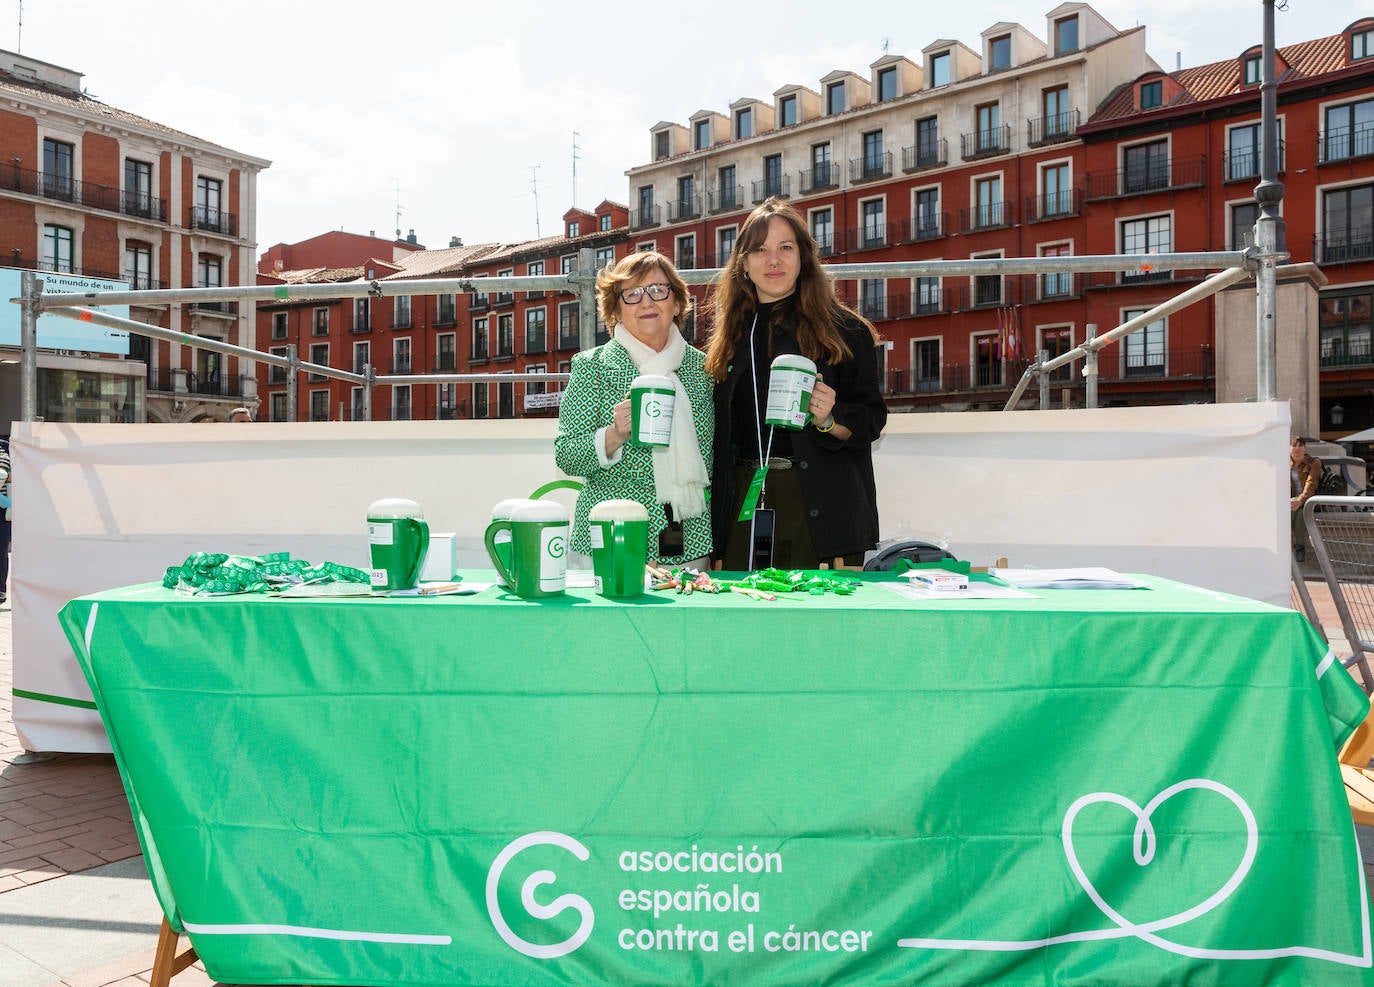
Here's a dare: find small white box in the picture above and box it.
[908,570,969,592]
[420,532,458,581]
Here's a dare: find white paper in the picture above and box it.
[989,567,1149,590]
[878,581,1037,601]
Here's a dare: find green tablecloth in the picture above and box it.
[59,572,1374,986]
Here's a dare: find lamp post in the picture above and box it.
[1254,0,1288,402]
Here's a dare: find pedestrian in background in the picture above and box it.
[1291,434,1321,562]
[0,436,10,604]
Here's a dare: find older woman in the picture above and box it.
[705,198,887,571]
[555,251,713,565]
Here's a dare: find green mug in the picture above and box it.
[589,499,649,598]
[629,374,676,447]
[367,497,430,593]
[484,500,568,597]
[489,498,541,588]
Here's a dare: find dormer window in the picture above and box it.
[654,131,669,160]
[1354,26,1374,61]
[779,94,798,126]
[735,108,752,140]
[1243,55,1262,85]
[990,35,1011,71]
[693,119,711,151]
[1140,80,1163,110]
[929,51,951,87]
[826,81,845,115]
[1054,14,1078,55]
[600,214,612,232]
[568,221,580,238]
[877,66,897,101]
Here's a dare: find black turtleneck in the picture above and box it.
[731,299,794,461]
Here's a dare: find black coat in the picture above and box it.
[711,308,888,559]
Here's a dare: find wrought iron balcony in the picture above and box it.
[1084,154,1205,200]
[1025,271,1085,301]
[630,205,661,229]
[493,291,515,307]
[1224,140,1285,181]
[469,294,490,313]
[1025,189,1081,222]
[395,357,412,374]
[188,205,238,236]
[960,124,1012,161]
[526,329,547,354]
[799,164,837,194]
[956,278,1019,311]
[1319,124,1374,165]
[849,151,893,183]
[1098,347,1215,382]
[668,196,701,222]
[1314,229,1374,266]
[857,293,907,321]
[0,162,169,222]
[846,223,891,251]
[558,319,579,350]
[899,213,948,242]
[751,174,790,203]
[1321,335,1374,367]
[709,186,743,212]
[902,139,947,172]
[814,230,844,258]
[959,200,1014,233]
[1026,110,1080,148]
[433,354,456,372]
[912,287,951,316]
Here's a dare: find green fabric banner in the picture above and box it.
[59,574,1373,985]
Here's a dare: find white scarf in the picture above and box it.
[613,323,709,519]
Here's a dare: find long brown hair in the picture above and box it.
[704,197,877,380]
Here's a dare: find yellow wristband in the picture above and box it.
[815,415,835,432]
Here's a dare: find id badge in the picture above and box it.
[736,467,768,522]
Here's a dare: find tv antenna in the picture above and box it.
[881,36,891,55]
[392,179,403,238]
[16,0,21,52]
[572,130,581,209]
[530,165,541,238]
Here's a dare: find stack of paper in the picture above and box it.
[989,567,1148,590]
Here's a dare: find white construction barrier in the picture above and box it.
[11,401,1290,752]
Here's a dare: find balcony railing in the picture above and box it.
[469,294,490,313]
[1025,189,1082,222]
[526,329,547,354]
[187,372,247,397]
[188,205,238,236]
[902,139,947,172]
[799,164,837,194]
[752,174,790,203]
[1319,124,1374,165]
[0,162,169,222]
[899,213,948,242]
[1321,335,1374,367]
[1315,229,1374,266]
[814,231,843,258]
[1224,140,1285,182]
[856,293,907,321]
[956,278,1020,311]
[959,200,1014,233]
[847,223,891,251]
[894,347,1216,395]
[494,291,515,307]
[395,357,412,374]
[189,297,239,315]
[912,287,951,316]
[1025,271,1085,301]
[709,186,743,212]
[630,205,660,229]
[849,151,893,183]
[1026,110,1080,147]
[433,354,456,372]
[960,124,1012,161]
[1085,154,1206,199]
[668,197,701,222]
[558,319,579,350]
[1100,347,1214,382]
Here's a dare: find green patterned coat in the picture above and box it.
[554,338,714,564]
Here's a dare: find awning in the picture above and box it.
[1337,427,1374,443]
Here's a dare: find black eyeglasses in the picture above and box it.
[620,283,672,304]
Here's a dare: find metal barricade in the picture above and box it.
[1303,495,1374,692]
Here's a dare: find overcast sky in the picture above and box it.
[14,0,1368,256]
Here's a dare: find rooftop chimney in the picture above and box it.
[450,235,463,247]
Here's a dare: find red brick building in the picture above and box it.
[0,49,268,426]
[254,201,635,422]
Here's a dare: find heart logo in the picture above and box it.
[1060,779,1257,944]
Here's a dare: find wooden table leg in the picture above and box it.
[150,915,199,987]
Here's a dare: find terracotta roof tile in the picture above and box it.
[1086,32,1355,127]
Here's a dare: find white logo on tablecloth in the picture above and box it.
[487,831,594,959]
[898,779,1372,967]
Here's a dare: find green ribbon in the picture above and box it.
[715,568,861,596]
[162,551,370,595]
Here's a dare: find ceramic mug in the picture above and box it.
[367,497,430,593]
[588,499,649,598]
[765,354,817,430]
[629,374,676,447]
[484,500,568,598]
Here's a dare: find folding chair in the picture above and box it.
[1303,495,1374,692]
[150,916,198,987]
[1338,705,1374,825]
